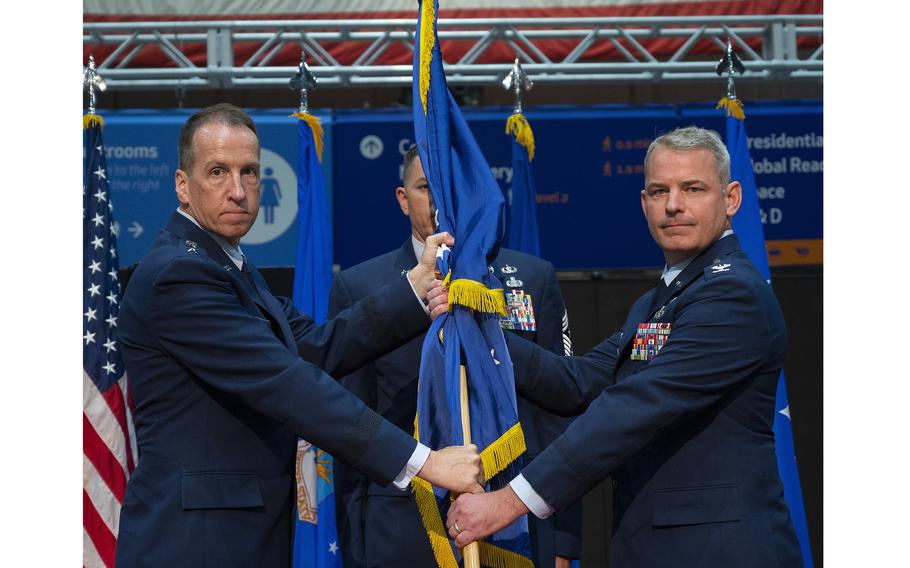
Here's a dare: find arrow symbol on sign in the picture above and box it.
[127,221,144,238]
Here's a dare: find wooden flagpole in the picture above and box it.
[459,365,481,568]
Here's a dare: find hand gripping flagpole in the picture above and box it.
[83,55,107,128]
[289,51,324,162]
[502,57,536,161]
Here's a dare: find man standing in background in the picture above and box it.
[333,146,582,567]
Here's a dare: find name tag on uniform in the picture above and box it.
[630,322,671,361]
[500,290,537,332]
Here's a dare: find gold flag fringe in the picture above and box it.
[479,422,526,484]
[479,542,536,568]
[419,0,436,116]
[716,96,745,120]
[412,476,460,568]
[291,112,325,162]
[411,421,530,568]
[505,113,535,161]
[83,114,104,129]
[448,279,507,317]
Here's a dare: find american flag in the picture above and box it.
[83,117,138,568]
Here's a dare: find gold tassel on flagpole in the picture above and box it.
[83,114,104,129]
[716,96,746,120]
[505,113,535,161]
[290,112,325,162]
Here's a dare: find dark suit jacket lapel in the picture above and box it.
[659,234,742,309]
[617,234,742,356]
[165,212,296,351]
[395,239,418,280]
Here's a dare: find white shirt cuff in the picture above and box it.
[394,442,431,490]
[509,474,555,519]
[405,272,431,316]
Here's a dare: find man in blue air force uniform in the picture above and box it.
[332,147,582,567]
[116,104,484,568]
[446,127,803,567]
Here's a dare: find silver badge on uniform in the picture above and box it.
[186,240,198,253]
[710,263,731,274]
[654,305,666,319]
[505,276,523,288]
[501,265,518,274]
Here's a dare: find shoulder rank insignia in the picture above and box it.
[630,322,671,361]
[505,276,523,288]
[710,263,731,273]
[185,240,198,253]
[500,290,536,332]
[501,264,518,274]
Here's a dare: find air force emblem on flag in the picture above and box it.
[295,440,333,525]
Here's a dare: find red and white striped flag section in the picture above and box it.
[83,112,138,568]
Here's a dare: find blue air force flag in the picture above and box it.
[291,114,342,568]
[504,113,541,257]
[411,2,533,567]
[725,107,814,568]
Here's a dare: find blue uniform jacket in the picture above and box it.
[331,240,582,567]
[508,234,803,567]
[115,213,429,567]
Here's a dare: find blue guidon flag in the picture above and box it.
[411,2,533,567]
[504,111,541,257]
[721,96,814,568]
[289,110,342,568]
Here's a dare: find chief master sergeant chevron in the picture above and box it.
[446,126,804,567]
[115,103,483,568]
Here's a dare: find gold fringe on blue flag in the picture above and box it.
[418,0,436,115]
[448,279,507,317]
[479,542,536,568]
[412,476,460,568]
[479,422,526,483]
[505,113,535,161]
[290,112,325,162]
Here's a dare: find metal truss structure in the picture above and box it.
[83,14,823,90]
